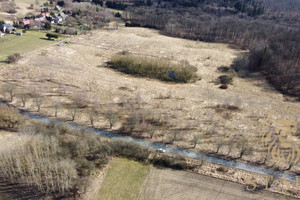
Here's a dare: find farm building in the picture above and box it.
[0,24,15,33]
[54,16,63,23]
[59,12,67,20]
[54,5,61,11]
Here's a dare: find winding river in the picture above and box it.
[19,109,299,183]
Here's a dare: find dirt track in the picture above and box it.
[139,168,298,200]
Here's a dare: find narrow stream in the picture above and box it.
[20,109,299,183]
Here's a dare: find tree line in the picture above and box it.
[122,5,300,98]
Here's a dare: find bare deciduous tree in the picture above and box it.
[105,109,118,129]
[237,137,253,158]
[32,93,44,112]
[127,111,139,132]
[69,105,78,121]
[171,130,180,143]
[88,108,99,127]
[2,83,16,102]
[17,93,30,107]
[215,138,226,154]
[144,124,156,138]
[192,134,201,148]
[53,102,62,117]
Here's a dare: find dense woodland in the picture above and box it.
[114,0,300,98]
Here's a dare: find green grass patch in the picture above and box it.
[0,30,62,61]
[98,158,150,200]
[109,53,199,83]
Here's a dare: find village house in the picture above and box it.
[22,7,67,28]
[54,16,63,23]
[54,5,61,11]
[59,12,66,20]
[23,19,31,29]
[0,24,15,33]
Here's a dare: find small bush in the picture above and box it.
[218,75,233,84]
[118,50,130,55]
[46,33,58,40]
[151,155,188,170]
[114,12,121,17]
[125,22,141,27]
[218,66,237,77]
[247,47,270,72]
[217,66,230,72]
[44,22,51,30]
[7,53,21,64]
[0,104,22,129]
[109,54,198,83]
[109,141,150,162]
[74,157,95,176]
[56,122,71,134]
[231,55,249,72]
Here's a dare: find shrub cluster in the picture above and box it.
[218,75,233,85]
[151,154,190,170]
[109,54,198,83]
[46,33,58,40]
[109,141,150,162]
[0,104,22,129]
[55,27,77,35]
[7,53,21,64]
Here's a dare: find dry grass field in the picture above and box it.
[0,0,45,23]
[139,167,298,200]
[0,26,299,174]
[0,130,30,153]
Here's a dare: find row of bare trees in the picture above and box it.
[1,83,44,110]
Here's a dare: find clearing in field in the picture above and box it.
[97,158,149,200]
